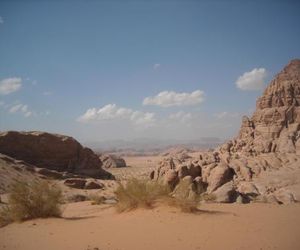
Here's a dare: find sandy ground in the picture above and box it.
[1,202,300,250]
[109,156,162,180]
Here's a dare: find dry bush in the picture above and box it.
[0,205,12,227]
[169,180,200,213]
[114,178,170,212]
[201,193,216,202]
[0,181,62,226]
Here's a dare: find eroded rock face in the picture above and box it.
[151,59,300,204]
[233,59,300,156]
[0,131,113,179]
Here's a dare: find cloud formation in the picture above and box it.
[235,68,267,90]
[78,104,156,127]
[0,77,22,95]
[9,103,32,117]
[143,90,205,107]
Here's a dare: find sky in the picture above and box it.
[0,0,300,144]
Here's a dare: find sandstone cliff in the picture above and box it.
[151,59,300,204]
[0,131,113,179]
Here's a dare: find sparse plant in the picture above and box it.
[201,193,216,202]
[0,180,63,226]
[114,178,170,212]
[0,205,12,227]
[169,179,200,213]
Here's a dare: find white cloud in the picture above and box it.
[78,104,156,127]
[143,90,205,107]
[9,103,33,117]
[213,111,240,119]
[235,68,267,90]
[0,77,22,95]
[153,63,161,70]
[168,111,193,123]
[0,16,3,24]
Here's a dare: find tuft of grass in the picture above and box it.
[170,180,200,213]
[0,180,63,227]
[114,178,170,212]
[0,205,12,227]
[201,193,216,202]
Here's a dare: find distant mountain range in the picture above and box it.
[84,137,224,154]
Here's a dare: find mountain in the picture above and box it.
[152,59,300,204]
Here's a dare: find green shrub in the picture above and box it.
[0,180,62,226]
[114,178,170,212]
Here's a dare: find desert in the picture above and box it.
[1,59,300,249]
[1,1,300,250]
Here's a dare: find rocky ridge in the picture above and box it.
[151,59,300,204]
[0,131,113,179]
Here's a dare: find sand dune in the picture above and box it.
[1,201,300,250]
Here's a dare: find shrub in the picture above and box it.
[169,180,200,213]
[201,193,216,202]
[0,180,62,226]
[0,205,12,227]
[114,178,170,212]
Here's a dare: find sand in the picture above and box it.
[1,202,300,250]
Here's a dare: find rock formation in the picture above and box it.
[151,59,300,204]
[99,154,127,168]
[0,131,113,179]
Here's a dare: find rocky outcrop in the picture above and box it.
[0,131,113,179]
[99,154,127,168]
[151,59,300,204]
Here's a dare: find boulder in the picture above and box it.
[212,181,237,203]
[207,163,234,192]
[164,169,179,189]
[0,131,113,179]
[99,154,127,168]
[85,180,104,189]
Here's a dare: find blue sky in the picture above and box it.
[0,0,300,143]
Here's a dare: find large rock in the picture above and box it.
[99,154,127,168]
[0,131,113,179]
[150,59,300,204]
[212,181,237,203]
[206,163,234,192]
[234,59,300,156]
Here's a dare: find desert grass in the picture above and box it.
[169,180,200,213]
[114,177,202,213]
[114,178,170,212]
[0,180,62,227]
[201,193,217,202]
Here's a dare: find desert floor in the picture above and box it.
[109,155,162,180]
[1,201,300,250]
